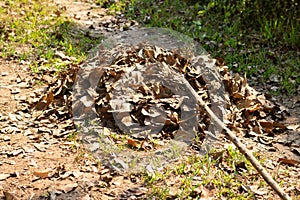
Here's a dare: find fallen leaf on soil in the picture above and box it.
[10,149,23,156]
[3,191,18,200]
[34,91,54,111]
[33,169,54,178]
[10,88,21,94]
[57,182,78,193]
[1,72,8,76]
[33,143,47,152]
[278,158,298,166]
[0,173,11,181]
[287,124,300,130]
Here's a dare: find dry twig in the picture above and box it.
[179,69,292,200]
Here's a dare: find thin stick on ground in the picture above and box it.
[179,73,292,200]
[201,101,292,200]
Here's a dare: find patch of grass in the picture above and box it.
[0,0,103,73]
[141,147,256,199]
[95,0,126,13]
[99,0,300,95]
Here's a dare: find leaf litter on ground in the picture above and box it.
[12,38,297,198]
[0,0,299,199]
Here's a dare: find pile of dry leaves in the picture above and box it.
[21,40,288,168]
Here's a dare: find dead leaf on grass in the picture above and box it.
[168,187,180,197]
[199,184,215,199]
[249,185,269,196]
[127,138,141,149]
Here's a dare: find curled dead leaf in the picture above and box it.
[278,158,298,166]
[33,169,54,178]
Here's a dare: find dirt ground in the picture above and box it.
[0,0,299,199]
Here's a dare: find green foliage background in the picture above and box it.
[98,0,300,95]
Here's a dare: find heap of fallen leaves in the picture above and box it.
[91,44,213,149]
[26,42,287,153]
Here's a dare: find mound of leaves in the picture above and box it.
[92,44,213,147]
[22,42,288,154]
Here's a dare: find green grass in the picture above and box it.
[142,147,257,199]
[97,0,300,95]
[0,0,103,73]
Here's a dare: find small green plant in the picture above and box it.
[67,131,80,150]
[67,131,79,142]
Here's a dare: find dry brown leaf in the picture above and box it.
[33,169,53,178]
[0,173,11,181]
[200,184,215,200]
[287,124,300,130]
[144,49,155,61]
[247,103,261,112]
[45,90,54,108]
[57,182,78,193]
[169,187,180,197]
[165,54,176,66]
[232,92,243,99]
[215,57,225,66]
[34,91,54,111]
[127,139,141,149]
[250,185,269,196]
[278,158,298,166]
[259,120,274,129]
[34,99,47,110]
[3,191,18,200]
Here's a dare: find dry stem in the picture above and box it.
[180,73,292,200]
